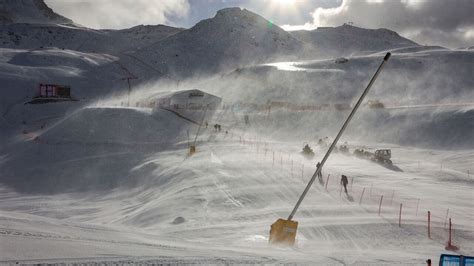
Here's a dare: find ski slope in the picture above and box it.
[0,47,473,264]
[1,3,473,264]
[0,110,473,264]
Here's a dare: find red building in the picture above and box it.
[26,84,77,104]
[35,84,71,98]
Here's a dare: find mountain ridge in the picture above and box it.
[291,23,419,56]
[0,0,73,25]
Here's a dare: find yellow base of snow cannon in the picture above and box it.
[269,218,298,246]
[189,145,196,155]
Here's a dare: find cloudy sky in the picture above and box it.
[45,0,473,48]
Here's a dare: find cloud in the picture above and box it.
[45,0,190,29]
[288,0,474,48]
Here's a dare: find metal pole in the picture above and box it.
[399,203,402,227]
[378,195,384,215]
[325,174,330,191]
[415,198,420,216]
[127,78,131,107]
[428,211,431,238]
[288,53,391,220]
[193,107,208,146]
[359,187,366,205]
[448,218,452,246]
[444,208,449,229]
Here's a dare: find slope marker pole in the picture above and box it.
[359,187,366,205]
[415,198,420,216]
[444,208,449,229]
[378,195,384,216]
[399,203,403,227]
[428,211,431,238]
[325,174,330,191]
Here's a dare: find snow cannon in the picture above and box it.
[269,53,391,247]
[269,219,298,246]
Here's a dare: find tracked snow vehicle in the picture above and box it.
[371,149,392,165]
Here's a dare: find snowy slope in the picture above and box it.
[0,127,472,264]
[0,47,129,140]
[0,2,472,264]
[292,24,419,57]
[0,0,73,25]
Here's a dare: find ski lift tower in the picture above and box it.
[122,74,138,106]
[116,61,138,106]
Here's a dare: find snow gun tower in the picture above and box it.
[269,53,392,246]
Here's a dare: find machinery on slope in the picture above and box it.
[372,149,392,165]
[354,148,392,165]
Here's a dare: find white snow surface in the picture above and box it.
[0,125,473,264]
[0,3,473,264]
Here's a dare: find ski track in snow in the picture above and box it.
[1,125,472,264]
[0,19,472,264]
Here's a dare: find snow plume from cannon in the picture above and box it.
[196,48,474,149]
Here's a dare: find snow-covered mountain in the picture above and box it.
[132,7,306,76]
[0,2,473,264]
[291,24,419,57]
[0,0,73,25]
[0,2,423,78]
[0,23,184,54]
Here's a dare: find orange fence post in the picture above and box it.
[378,195,384,215]
[359,187,365,205]
[445,218,459,251]
[448,218,452,245]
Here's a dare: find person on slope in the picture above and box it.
[316,162,323,184]
[341,175,349,193]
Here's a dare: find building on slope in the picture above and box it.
[26,83,78,104]
[144,89,222,124]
